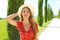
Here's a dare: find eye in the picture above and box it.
[27,11,29,13]
[27,11,30,13]
[23,10,25,13]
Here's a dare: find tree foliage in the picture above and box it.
[47,4,54,21]
[58,9,60,18]
[45,0,48,22]
[38,0,43,26]
[7,0,24,40]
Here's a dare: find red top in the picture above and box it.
[16,21,38,40]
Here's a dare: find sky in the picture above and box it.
[0,0,8,18]
[48,0,60,16]
[0,0,60,18]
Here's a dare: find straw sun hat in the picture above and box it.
[18,4,35,18]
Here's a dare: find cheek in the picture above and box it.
[28,13,30,17]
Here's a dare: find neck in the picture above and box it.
[23,18,30,24]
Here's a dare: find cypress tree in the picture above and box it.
[47,4,54,21]
[7,0,24,40]
[38,0,43,26]
[58,10,60,18]
[45,0,48,22]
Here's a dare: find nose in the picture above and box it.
[24,11,28,14]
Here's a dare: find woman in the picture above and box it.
[6,4,38,40]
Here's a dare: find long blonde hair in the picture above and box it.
[18,4,38,39]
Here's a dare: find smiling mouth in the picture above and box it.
[24,15,28,17]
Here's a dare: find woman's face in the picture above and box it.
[21,7,31,19]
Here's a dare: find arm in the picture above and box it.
[5,13,18,26]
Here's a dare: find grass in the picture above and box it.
[0,19,8,40]
[38,20,51,35]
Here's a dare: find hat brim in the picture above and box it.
[18,4,35,18]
